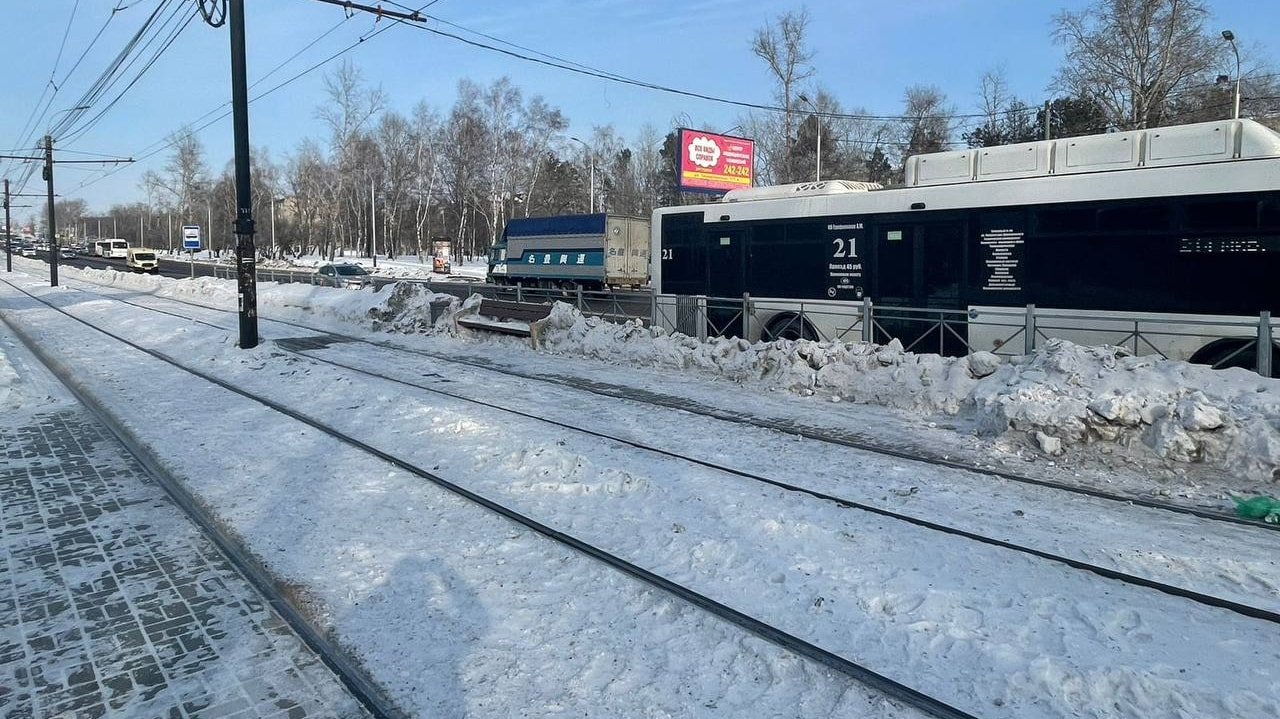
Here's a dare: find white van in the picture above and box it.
[126,247,159,273]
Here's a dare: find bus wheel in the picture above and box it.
[1190,339,1280,377]
[762,313,819,342]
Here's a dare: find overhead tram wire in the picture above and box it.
[107,11,358,165]
[6,0,178,195]
[62,1,397,188]
[1,1,79,179]
[370,3,1280,127]
[53,0,192,144]
[44,0,182,142]
[58,4,201,146]
[69,1,438,195]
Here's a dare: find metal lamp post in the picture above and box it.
[569,136,595,213]
[798,94,822,182]
[1222,30,1241,119]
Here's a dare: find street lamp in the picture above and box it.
[569,136,595,213]
[270,196,281,259]
[798,94,821,182]
[1222,30,1241,120]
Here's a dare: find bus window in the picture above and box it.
[1260,198,1280,229]
[1184,199,1258,231]
[922,223,963,306]
[746,221,826,299]
[1097,204,1171,233]
[875,226,914,305]
[1036,207,1095,234]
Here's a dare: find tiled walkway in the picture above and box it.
[0,408,369,719]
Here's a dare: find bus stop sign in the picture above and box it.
[182,225,201,250]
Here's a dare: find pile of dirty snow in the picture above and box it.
[46,261,1280,484]
[531,302,1280,482]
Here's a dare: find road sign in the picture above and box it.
[182,225,201,250]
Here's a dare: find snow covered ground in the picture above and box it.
[3,258,1279,718]
[164,250,489,282]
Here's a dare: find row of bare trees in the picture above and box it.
[108,63,679,261]
[48,0,1279,257]
[744,0,1280,186]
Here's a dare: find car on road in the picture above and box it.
[126,247,159,273]
[19,245,37,257]
[313,263,373,289]
[59,247,77,259]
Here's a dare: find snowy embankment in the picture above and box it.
[70,267,1280,485]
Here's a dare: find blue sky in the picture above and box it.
[2,0,1276,213]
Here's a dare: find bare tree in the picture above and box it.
[317,62,386,258]
[900,85,955,161]
[1052,0,1223,129]
[142,128,207,226]
[750,6,814,183]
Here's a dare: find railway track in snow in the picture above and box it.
[65,278,1277,530]
[23,277,1280,621]
[0,277,979,719]
[7,275,1280,718]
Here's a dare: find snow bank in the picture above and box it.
[529,303,1280,482]
[55,263,1280,483]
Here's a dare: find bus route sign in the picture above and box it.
[182,225,201,250]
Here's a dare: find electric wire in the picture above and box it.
[67,3,432,195]
[58,4,200,146]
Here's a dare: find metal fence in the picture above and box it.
[653,293,1278,378]
[199,263,1278,377]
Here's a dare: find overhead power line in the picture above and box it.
[68,1,436,195]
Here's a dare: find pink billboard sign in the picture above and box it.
[677,128,754,194]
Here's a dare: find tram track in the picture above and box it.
[0,278,983,719]
[9,274,1280,717]
[85,279,1276,532]
[64,283,1280,624]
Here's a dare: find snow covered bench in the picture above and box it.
[455,298,554,347]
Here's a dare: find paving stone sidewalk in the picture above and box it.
[0,407,370,719]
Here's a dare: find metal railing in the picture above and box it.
[653,294,1278,378]
[183,262,1280,378]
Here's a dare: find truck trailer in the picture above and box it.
[488,213,649,290]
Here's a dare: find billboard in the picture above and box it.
[677,128,754,194]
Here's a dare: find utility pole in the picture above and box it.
[228,0,258,348]
[1044,101,1052,141]
[2,142,132,286]
[200,0,427,345]
[3,180,10,273]
[270,197,276,260]
[45,136,58,286]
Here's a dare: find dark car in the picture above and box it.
[313,263,374,289]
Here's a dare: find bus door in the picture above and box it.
[873,221,967,355]
[705,227,747,338]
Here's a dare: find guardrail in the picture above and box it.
[654,294,1278,378]
[193,263,1279,378]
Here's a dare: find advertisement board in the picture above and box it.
[677,128,754,195]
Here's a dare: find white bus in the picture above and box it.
[651,118,1280,375]
[94,239,129,258]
